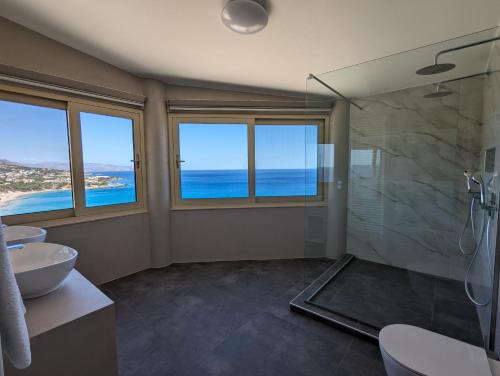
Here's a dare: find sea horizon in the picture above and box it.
[0,168,318,216]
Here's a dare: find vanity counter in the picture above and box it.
[3,270,117,376]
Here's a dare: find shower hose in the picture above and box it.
[459,197,493,306]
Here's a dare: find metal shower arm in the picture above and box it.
[308,74,363,110]
[434,36,500,65]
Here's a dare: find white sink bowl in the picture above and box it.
[9,242,78,299]
[3,226,47,246]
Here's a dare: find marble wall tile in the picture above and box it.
[347,77,484,280]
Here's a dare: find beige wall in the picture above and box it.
[143,80,172,268]
[165,84,302,102]
[164,85,313,264]
[171,207,305,263]
[0,17,315,284]
[0,16,143,98]
[46,214,151,284]
[0,17,152,285]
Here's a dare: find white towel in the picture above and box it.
[0,218,30,373]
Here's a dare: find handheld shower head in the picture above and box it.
[464,170,486,206]
[471,174,486,207]
[464,170,473,190]
[471,175,483,185]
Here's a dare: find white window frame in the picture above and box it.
[0,84,146,225]
[168,114,327,209]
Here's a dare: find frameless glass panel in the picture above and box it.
[299,29,500,349]
[255,125,318,197]
[80,112,137,207]
[179,123,248,199]
[0,99,72,216]
[350,148,381,178]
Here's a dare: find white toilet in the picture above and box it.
[379,324,492,376]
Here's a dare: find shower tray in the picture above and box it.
[290,254,483,346]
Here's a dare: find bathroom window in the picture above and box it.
[255,122,319,197]
[0,89,145,225]
[0,94,73,220]
[170,115,325,208]
[178,122,249,200]
[79,110,139,208]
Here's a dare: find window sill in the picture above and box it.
[22,208,148,229]
[170,201,327,211]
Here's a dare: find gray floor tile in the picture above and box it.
[306,258,482,346]
[102,259,385,376]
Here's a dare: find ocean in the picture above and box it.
[180,169,317,199]
[0,171,137,216]
[0,169,317,216]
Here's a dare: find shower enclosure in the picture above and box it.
[292,27,500,356]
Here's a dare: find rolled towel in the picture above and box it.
[0,218,30,371]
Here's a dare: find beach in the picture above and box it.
[0,171,136,216]
[0,191,33,209]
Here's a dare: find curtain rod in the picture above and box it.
[168,106,331,114]
[0,74,145,108]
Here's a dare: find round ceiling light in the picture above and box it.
[221,0,268,34]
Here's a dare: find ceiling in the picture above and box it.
[1,0,500,95]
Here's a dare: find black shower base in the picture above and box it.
[290,254,483,346]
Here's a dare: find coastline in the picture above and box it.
[0,188,73,209]
[0,191,33,209]
[0,183,127,210]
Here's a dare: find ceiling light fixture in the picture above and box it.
[221,0,268,34]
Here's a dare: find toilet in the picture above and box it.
[379,324,492,376]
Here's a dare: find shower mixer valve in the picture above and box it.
[464,170,497,217]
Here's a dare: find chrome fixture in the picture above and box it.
[460,170,497,306]
[423,83,453,98]
[416,36,500,75]
[417,63,456,75]
[221,0,268,34]
[308,74,363,110]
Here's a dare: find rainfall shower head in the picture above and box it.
[423,90,453,98]
[416,63,456,75]
[423,83,453,98]
[417,36,500,77]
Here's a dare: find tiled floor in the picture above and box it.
[101,259,387,376]
[309,258,483,346]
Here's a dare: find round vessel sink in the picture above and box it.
[9,242,78,299]
[3,226,47,246]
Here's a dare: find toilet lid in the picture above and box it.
[379,324,491,376]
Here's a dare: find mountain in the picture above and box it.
[0,159,133,172]
[83,163,133,172]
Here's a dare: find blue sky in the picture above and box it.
[179,123,248,170]
[0,99,319,171]
[179,123,318,170]
[80,112,134,167]
[0,100,70,164]
[255,125,317,170]
[0,100,134,167]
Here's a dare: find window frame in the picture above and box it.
[0,84,146,225]
[168,113,327,209]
